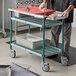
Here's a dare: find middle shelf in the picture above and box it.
[11,16,63,28]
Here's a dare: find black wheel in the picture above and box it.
[61,56,69,66]
[2,32,7,38]
[42,63,50,72]
[9,50,16,58]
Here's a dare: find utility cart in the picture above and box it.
[8,6,68,72]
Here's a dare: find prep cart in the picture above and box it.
[8,6,68,72]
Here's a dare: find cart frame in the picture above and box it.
[9,8,66,71]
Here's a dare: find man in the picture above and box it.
[39,0,76,64]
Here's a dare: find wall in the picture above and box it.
[4,0,43,31]
[72,9,76,27]
[0,0,2,28]
[4,0,17,30]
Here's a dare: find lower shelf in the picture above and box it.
[11,42,62,57]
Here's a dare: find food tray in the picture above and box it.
[16,33,43,50]
[14,6,55,18]
[0,65,11,76]
[14,6,55,15]
[47,11,68,20]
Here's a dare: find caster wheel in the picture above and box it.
[42,63,50,72]
[2,32,7,38]
[9,50,16,58]
[61,56,69,66]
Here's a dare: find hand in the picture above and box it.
[49,13,58,17]
[39,2,47,10]
[41,8,47,12]
[49,13,58,20]
[62,10,69,18]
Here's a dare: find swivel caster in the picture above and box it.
[9,50,16,58]
[42,63,50,72]
[61,56,69,66]
[2,32,7,38]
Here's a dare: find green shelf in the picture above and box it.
[11,42,61,57]
[11,16,63,28]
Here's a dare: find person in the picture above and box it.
[39,0,76,62]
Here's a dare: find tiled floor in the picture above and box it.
[0,27,76,76]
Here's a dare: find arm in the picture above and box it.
[62,5,75,17]
[66,5,74,12]
[62,0,76,17]
[44,0,48,3]
[39,0,48,10]
[69,0,76,8]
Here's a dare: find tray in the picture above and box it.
[14,6,55,18]
[0,65,11,76]
[47,11,68,20]
[16,33,43,50]
[14,6,55,15]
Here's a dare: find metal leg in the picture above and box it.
[42,17,50,72]
[2,0,5,33]
[10,12,12,50]
[61,20,64,56]
[2,0,7,38]
[61,20,69,66]
[28,24,30,33]
[28,24,32,54]
[42,17,46,64]
[9,12,16,58]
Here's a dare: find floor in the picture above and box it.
[0,27,76,76]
